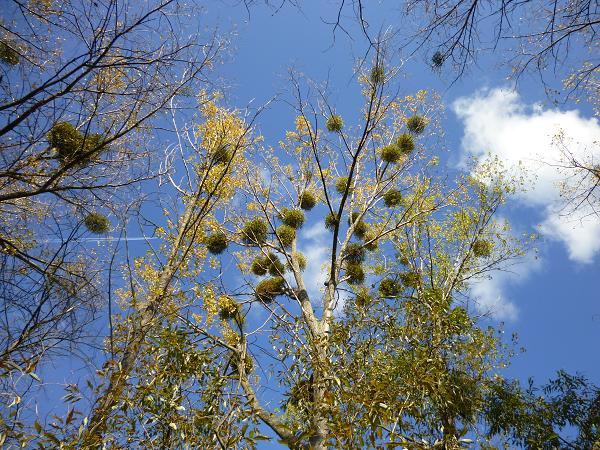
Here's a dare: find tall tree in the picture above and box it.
[1,2,596,448]
[73,62,534,448]
[76,94,260,448]
[0,0,224,443]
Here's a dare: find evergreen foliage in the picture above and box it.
[363,231,379,251]
[213,145,231,164]
[242,218,268,245]
[345,263,365,285]
[84,212,110,234]
[370,65,385,84]
[399,271,421,289]
[396,133,415,155]
[335,176,350,194]
[280,208,305,229]
[251,257,269,276]
[9,30,580,449]
[266,252,286,276]
[48,122,106,163]
[380,144,403,163]
[218,296,242,321]
[383,189,403,207]
[354,287,372,309]
[276,224,296,248]
[326,115,344,132]
[406,115,427,134]
[300,191,317,210]
[348,212,369,239]
[343,243,366,264]
[290,252,307,271]
[473,239,493,258]
[255,277,285,303]
[205,232,228,255]
[379,278,402,297]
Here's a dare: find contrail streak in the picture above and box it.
[41,236,161,243]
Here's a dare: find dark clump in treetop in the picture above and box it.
[276,225,296,248]
[383,189,403,207]
[343,243,366,264]
[348,212,369,239]
[472,239,493,258]
[335,177,351,195]
[400,271,420,289]
[354,287,372,309]
[363,231,379,251]
[326,115,344,133]
[345,263,365,285]
[48,122,106,164]
[324,212,339,231]
[300,191,317,210]
[396,133,415,155]
[280,208,305,229]
[0,41,20,66]
[432,51,445,68]
[370,65,385,85]
[289,252,307,271]
[250,252,288,277]
[49,122,80,159]
[255,277,285,303]
[251,257,269,276]
[205,232,228,255]
[218,296,242,322]
[266,252,286,276]
[406,115,427,134]
[354,222,369,240]
[212,145,231,165]
[242,218,268,245]
[84,212,110,234]
[422,287,446,306]
[379,278,402,297]
[380,144,403,164]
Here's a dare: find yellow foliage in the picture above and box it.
[195,100,248,158]
[294,115,312,135]
[200,283,218,326]
[222,323,240,346]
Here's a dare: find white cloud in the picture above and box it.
[298,221,330,305]
[538,206,600,264]
[453,88,600,320]
[469,252,541,321]
[453,88,600,263]
[470,276,518,321]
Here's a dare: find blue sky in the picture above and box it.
[26,0,599,443]
[210,1,600,386]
